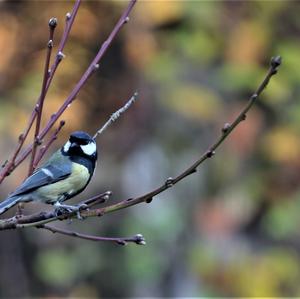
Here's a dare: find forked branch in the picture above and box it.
[0,0,140,244]
[39,224,146,246]
[0,56,282,236]
[10,0,137,176]
[0,0,82,183]
[82,56,282,218]
[28,17,57,175]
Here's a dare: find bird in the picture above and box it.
[0,131,97,216]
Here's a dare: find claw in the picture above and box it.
[76,211,83,220]
[77,203,88,210]
[76,203,88,219]
[53,202,88,219]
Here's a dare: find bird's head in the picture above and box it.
[62,131,97,160]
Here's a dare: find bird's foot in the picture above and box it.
[54,202,88,219]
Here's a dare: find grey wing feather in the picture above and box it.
[12,159,71,196]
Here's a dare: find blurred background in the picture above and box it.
[0,0,299,297]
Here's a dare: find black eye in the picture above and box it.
[81,140,89,145]
[69,136,76,143]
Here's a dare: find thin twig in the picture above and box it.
[80,56,282,218]
[28,18,57,175]
[43,0,81,94]
[81,191,112,207]
[56,1,81,61]
[15,18,57,217]
[0,56,281,231]
[39,224,146,245]
[0,131,31,177]
[93,91,138,139]
[9,0,137,177]
[0,1,81,183]
[0,192,111,229]
[34,120,66,167]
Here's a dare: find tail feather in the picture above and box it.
[0,196,20,215]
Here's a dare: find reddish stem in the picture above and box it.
[12,0,137,172]
[0,0,81,183]
[34,120,65,168]
[45,0,81,93]
[28,18,57,175]
[40,224,146,245]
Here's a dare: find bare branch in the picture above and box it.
[80,56,282,218]
[81,191,112,207]
[0,1,81,183]
[93,91,138,139]
[28,18,57,175]
[0,192,110,230]
[39,224,146,245]
[0,0,282,250]
[7,0,137,178]
[0,56,282,232]
[34,120,66,168]
[0,130,31,178]
[56,1,81,61]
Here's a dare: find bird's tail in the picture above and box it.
[0,196,20,215]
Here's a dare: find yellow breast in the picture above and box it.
[36,163,90,203]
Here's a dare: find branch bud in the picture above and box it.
[49,17,57,29]
[57,51,66,61]
[59,120,66,127]
[134,234,146,245]
[206,150,215,158]
[18,133,24,142]
[103,191,112,201]
[189,168,197,174]
[48,40,53,49]
[35,137,42,146]
[66,12,71,21]
[165,177,174,188]
[145,197,153,204]
[250,93,258,101]
[1,160,8,168]
[270,55,282,69]
[222,123,231,134]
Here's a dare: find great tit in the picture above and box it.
[0,131,97,215]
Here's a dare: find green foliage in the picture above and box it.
[35,244,103,287]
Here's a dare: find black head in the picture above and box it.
[62,131,97,160]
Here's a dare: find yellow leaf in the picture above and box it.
[161,84,222,122]
[263,127,300,164]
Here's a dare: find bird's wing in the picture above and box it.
[12,163,71,196]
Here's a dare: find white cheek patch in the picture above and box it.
[80,142,96,156]
[63,141,71,153]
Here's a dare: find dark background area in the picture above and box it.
[0,1,300,297]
